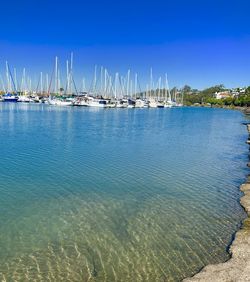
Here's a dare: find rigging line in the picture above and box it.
[64,78,68,95]
[35,77,40,94]
[7,64,17,93]
[88,75,95,94]
[14,70,21,93]
[119,76,125,97]
[48,68,55,97]
[0,74,6,93]
[108,75,115,97]
[137,77,143,97]
[72,76,79,96]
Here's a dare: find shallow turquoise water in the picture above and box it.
[0,104,247,281]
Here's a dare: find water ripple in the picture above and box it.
[0,104,247,281]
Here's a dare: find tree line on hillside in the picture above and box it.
[181,85,250,107]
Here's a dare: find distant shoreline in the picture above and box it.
[183,116,250,281]
[188,104,247,111]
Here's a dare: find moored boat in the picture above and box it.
[73,98,89,106]
[48,98,72,106]
[148,99,157,108]
[88,97,108,108]
[2,93,18,102]
[135,99,146,108]
[18,95,33,103]
[127,99,135,108]
[157,102,164,108]
[116,99,128,108]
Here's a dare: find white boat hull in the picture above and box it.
[48,99,72,106]
[18,96,33,103]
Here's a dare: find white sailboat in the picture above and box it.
[164,74,173,108]
[2,62,18,102]
[48,56,73,106]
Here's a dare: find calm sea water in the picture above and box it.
[0,103,247,281]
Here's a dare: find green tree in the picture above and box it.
[183,85,192,93]
[223,97,234,106]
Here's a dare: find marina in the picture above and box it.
[0,57,183,109]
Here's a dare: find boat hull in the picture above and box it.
[3,98,18,102]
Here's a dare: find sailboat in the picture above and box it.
[2,62,18,102]
[133,73,146,108]
[48,56,73,106]
[17,68,32,103]
[164,74,173,108]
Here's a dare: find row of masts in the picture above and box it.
[1,54,177,102]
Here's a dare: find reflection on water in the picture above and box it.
[0,103,247,281]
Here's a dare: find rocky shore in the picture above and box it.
[183,123,250,282]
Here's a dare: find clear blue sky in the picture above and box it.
[1,0,250,89]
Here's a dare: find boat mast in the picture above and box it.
[120,76,125,97]
[21,68,26,94]
[134,73,137,99]
[20,70,24,94]
[0,74,6,93]
[29,77,32,94]
[55,56,58,95]
[94,65,97,96]
[114,72,118,99]
[126,69,130,97]
[58,69,61,94]
[14,68,18,93]
[6,61,10,93]
[108,75,112,98]
[46,74,49,94]
[70,52,73,95]
[40,72,43,95]
[165,73,168,101]
[23,68,26,94]
[166,73,171,101]
[150,68,153,99]
[158,77,161,101]
[82,77,86,93]
[104,69,107,96]
[66,60,69,95]
[100,66,103,94]
[6,62,17,93]
[145,83,147,99]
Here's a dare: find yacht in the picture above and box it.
[127,99,135,108]
[148,99,158,108]
[48,98,72,106]
[135,99,146,108]
[157,101,165,108]
[116,100,128,108]
[31,96,41,103]
[18,95,33,103]
[164,102,173,108]
[73,97,89,106]
[2,93,18,102]
[88,97,108,108]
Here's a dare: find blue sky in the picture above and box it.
[1,0,250,89]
